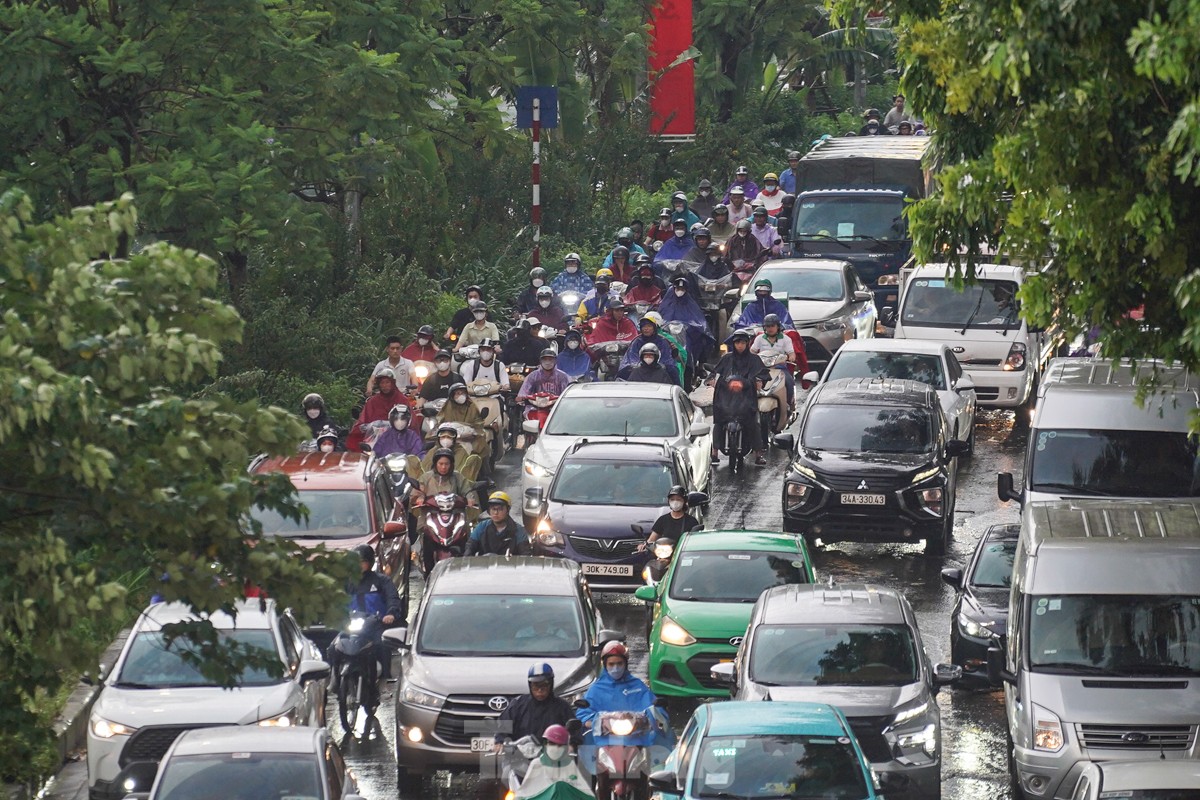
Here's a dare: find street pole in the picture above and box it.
[532,97,541,270]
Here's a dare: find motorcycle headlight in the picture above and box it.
[348,617,366,633]
[401,683,446,710]
[414,365,430,380]
[91,716,137,739]
[659,617,696,646]
[1032,703,1065,751]
[523,457,554,479]
[608,718,635,736]
[258,710,295,727]
[653,542,674,560]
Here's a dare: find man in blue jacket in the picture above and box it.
[734,277,795,329]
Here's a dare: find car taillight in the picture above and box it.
[1003,342,1027,371]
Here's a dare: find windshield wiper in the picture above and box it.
[959,290,986,336]
[1114,663,1200,676]
[416,649,461,657]
[790,295,839,302]
[796,233,851,248]
[113,681,159,689]
[1029,483,1115,496]
[841,233,887,247]
[1033,661,1114,675]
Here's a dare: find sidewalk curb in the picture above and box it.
[3,632,129,800]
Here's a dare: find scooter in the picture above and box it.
[525,392,559,431]
[421,398,448,441]
[696,272,733,343]
[331,613,384,732]
[590,341,630,382]
[715,374,756,473]
[496,735,542,800]
[576,701,669,800]
[757,351,794,448]
[414,491,472,577]
[558,290,585,317]
[466,375,508,467]
[506,364,534,447]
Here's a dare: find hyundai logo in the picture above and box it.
[729,636,744,646]
[857,480,870,491]
[1121,731,1149,744]
[487,696,510,712]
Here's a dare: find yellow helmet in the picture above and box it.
[595,268,615,281]
[487,491,512,507]
[763,172,779,182]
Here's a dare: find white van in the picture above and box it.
[990,499,1200,800]
[998,359,1200,504]
[893,263,1054,408]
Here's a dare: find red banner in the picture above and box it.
[647,0,695,136]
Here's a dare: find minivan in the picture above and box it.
[989,499,1200,799]
[998,359,1200,504]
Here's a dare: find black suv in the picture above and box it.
[772,377,968,555]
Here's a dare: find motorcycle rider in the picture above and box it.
[779,151,801,195]
[736,277,795,328]
[402,325,439,363]
[533,286,569,331]
[681,226,713,267]
[515,268,551,316]
[699,242,732,280]
[644,207,674,247]
[465,491,531,556]
[584,303,637,350]
[552,253,593,297]
[709,328,769,465]
[726,219,764,274]
[605,245,634,285]
[622,264,663,308]
[653,219,693,269]
[314,426,341,455]
[440,381,492,479]
[658,276,714,364]
[627,342,676,385]
[757,173,785,216]
[707,203,736,244]
[577,268,617,322]
[418,350,459,401]
[446,285,486,341]
[557,329,593,380]
[512,724,588,800]
[722,165,760,202]
[691,179,717,222]
[366,336,416,395]
[373,404,426,458]
[644,485,701,548]
[456,300,501,350]
[329,544,402,692]
[301,392,338,439]
[751,314,796,428]
[750,206,783,255]
[503,318,549,369]
[493,664,575,751]
[619,312,679,381]
[415,448,479,509]
[517,349,572,417]
[347,369,412,451]
[669,191,701,229]
[602,227,648,269]
[775,194,796,241]
[726,185,752,224]
[421,423,474,476]
[460,338,507,385]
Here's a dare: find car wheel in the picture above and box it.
[925,517,949,556]
[803,532,820,552]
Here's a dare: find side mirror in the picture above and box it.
[689,421,712,438]
[298,659,331,684]
[522,419,541,434]
[955,376,976,394]
[382,628,409,649]
[880,307,897,326]
[946,439,970,458]
[723,287,741,300]
[709,661,736,685]
[997,472,1022,504]
[933,662,963,687]
[853,290,873,302]
[687,491,708,507]
[648,769,680,793]
[772,433,795,451]
[633,585,657,603]
[802,370,819,384]
[358,442,372,454]
[987,644,1016,686]
[383,520,406,537]
[940,568,963,590]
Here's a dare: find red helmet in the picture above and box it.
[600,641,629,662]
[543,724,570,746]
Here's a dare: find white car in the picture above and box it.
[520,382,712,526]
[87,600,329,800]
[816,338,978,452]
[1070,760,1200,800]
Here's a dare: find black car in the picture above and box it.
[524,441,707,591]
[772,377,969,555]
[940,523,1018,686]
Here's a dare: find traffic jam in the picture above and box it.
[72,139,1200,800]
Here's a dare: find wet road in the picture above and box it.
[333,409,1029,800]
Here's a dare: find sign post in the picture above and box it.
[516,86,559,270]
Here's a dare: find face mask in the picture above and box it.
[306,408,321,419]
[738,230,748,237]
[669,500,684,512]
[473,311,486,320]
[699,189,711,197]
[756,291,770,299]
[674,288,686,297]
[480,350,494,363]
[541,360,556,371]
[417,337,430,346]
[640,276,653,285]
[709,254,719,262]
[532,279,544,288]
[544,744,568,761]
[539,299,551,308]
[436,360,451,372]
[392,419,408,431]
[453,394,467,405]
[566,265,578,273]
[320,443,335,454]
[765,184,778,192]
[643,356,655,365]
[567,340,580,350]
[439,436,454,448]
[606,664,627,681]
[674,230,685,238]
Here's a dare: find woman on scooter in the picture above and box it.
[414,449,478,508]
[709,329,769,465]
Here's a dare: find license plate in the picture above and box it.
[582,564,635,577]
[470,737,493,753]
[841,493,886,506]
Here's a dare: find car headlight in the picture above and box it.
[659,617,696,646]
[401,683,446,710]
[786,482,811,500]
[524,457,554,479]
[920,486,944,515]
[1032,703,1065,751]
[894,723,938,757]
[258,710,295,727]
[957,612,997,639]
[1003,342,1027,371]
[536,520,564,548]
[816,315,850,332]
[91,716,137,739]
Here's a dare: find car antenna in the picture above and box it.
[623,420,630,443]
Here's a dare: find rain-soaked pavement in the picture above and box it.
[331,408,1031,800]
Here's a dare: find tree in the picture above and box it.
[0,192,348,784]
[831,0,1200,366]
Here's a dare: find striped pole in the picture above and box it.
[532,97,541,270]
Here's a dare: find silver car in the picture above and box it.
[817,339,978,451]
[732,259,877,373]
[520,382,712,526]
[86,601,329,800]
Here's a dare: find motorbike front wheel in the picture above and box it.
[338,671,363,731]
[727,426,743,472]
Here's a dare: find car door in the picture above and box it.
[943,350,976,440]
[281,614,322,725]
[844,266,878,339]
[676,389,712,492]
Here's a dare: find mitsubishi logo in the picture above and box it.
[729,636,744,646]
[487,696,510,712]
[857,480,870,491]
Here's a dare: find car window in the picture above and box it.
[417,595,586,657]
[843,266,857,294]
[117,630,283,688]
[325,741,346,799]
[802,405,933,454]
[551,460,674,506]
[679,390,697,424]
[669,551,810,602]
[969,540,1017,589]
[251,491,371,540]
[824,350,946,390]
[695,734,870,799]
[676,716,700,787]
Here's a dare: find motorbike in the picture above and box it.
[757,351,794,448]
[414,491,472,577]
[379,450,419,565]
[521,392,559,445]
[507,363,534,446]
[332,613,384,731]
[576,701,669,800]
[696,272,733,343]
[496,735,542,800]
[421,397,448,441]
[466,376,508,467]
[662,320,698,388]
[714,373,757,472]
[559,290,585,317]
[590,341,630,382]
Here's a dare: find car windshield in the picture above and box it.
[1028,429,1200,497]
[116,630,282,688]
[827,351,946,391]
[250,490,370,540]
[802,405,933,454]
[416,595,585,657]
[550,460,675,506]
[1029,595,1200,676]
[901,277,1020,329]
[153,752,322,800]
[792,195,906,243]
[749,624,919,686]
[544,397,679,437]
[748,269,845,302]
[669,551,810,603]
[970,540,1017,588]
[695,734,870,800]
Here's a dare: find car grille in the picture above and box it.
[821,473,907,492]
[815,516,914,540]
[846,715,893,763]
[567,535,641,561]
[433,695,514,747]
[120,725,209,766]
[686,653,734,690]
[1077,723,1195,751]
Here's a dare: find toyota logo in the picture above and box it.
[729,636,744,647]
[1121,731,1149,744]
[487,696,510,712]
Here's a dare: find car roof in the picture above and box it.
[136,600,277,632]
[170,725,322,756]
[678,529,805,554]
[562,382,679,400]
[1024,500,1200,548]
[427,556,582,595]
[759,584,907,625]
[910,262,1025,280]
[561,441,673,462]
[1034,385,1197,431]
[754,258,854,274]
[798,187,907,198]
[833,339,948,357]
[811,377,938,408]
[249,452,373,490]
[703,701,849,738]
[1041,358,1199,392]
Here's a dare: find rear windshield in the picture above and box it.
[1029,429,1200,498]
[750,623,919,686]
[669,551,810,603]
[154,753,321,800]
[417,595,585,657]
[695,734,869,800]
[250,490,370,540]
[802,405,933,454]
[544,396,678,437]
[826,350,946,390]
[901,277,1020,329]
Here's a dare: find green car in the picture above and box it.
[634,529,815,699]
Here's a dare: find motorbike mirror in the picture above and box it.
[633,585,657,603]
[383,520,406,537]
[298,659,331,684]
[358,442,372,454]
[573,698,591,709]
[687,491,708,507]
[723,288,741,299]
[648,769,679,793]
[381,628,409,649]
[595,629,625,649]
[521,419,541,434]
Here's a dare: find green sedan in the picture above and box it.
[634,529,815,699]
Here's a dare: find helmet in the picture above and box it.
[471,299,489,312]
[712,203,729,215]
[641,311,664,329]
[787,150,801,160]
[353,544,375,565]
[464,284,483,299]
[668,484,687,500]
[611,245,630,260]
[672,218,687,229]
[731,328,753,343]
[431,447,455,466]
[435,349,453,362]
[735,165,749,176]
[316,425,338,446]
[448,379,468,396]
[536,285,554,299]
[729,185,746,197]
[736,219,752,231]
[564,252,582,264]
[376,368,397,384]
[671,276,689,289]
[302,392,324,411]
[658,207,672,219]
[639,342,661,361]
[752,206,768,217]
[634,252,653,266]
[516,317,534,333]
[595,267,614,282]
[754,278,773,292]
[600,641,629,662]
[693,227,711,240]
[488,490,512,508]
[478,338,498,350]
[671,191,688,204]
[540,348,558,360]
[763,172,779,182]
[529,267,548,283]
[763,313,782,329]
[617,226,635,241]
[526,316,542,327]
[564,328,583,343]
[698,179,713,190]
[417,324,435,338]
[706,243,723,254]
[436,423,458,439]
[543,725,570,746]
[863,107,881,120]
[528,662,554,684]
[388,404,411,423]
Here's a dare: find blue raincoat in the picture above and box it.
[659,289,715,362]
[619,333,678,379]
[653,235,694,267]
[576,669,660,747]
[735,294,794,329]
[556,345,593,379]
[551,269,594,296]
